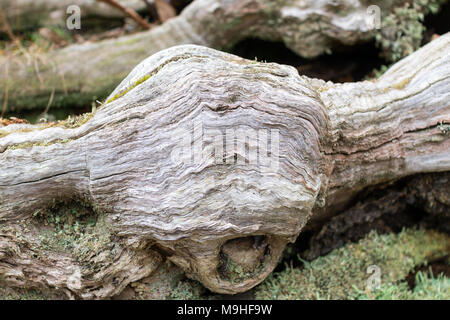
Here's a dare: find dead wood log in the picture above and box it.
[0,32,449,298]
[0,0,407,113]
[0,0,147,29]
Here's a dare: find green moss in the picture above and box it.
[374,0,447,62]
[220,257,264,284]
[134,227,450,300]
[254,228,449,300]
[354,271,449,300]
[438,122,450,135]
[5,86,113,114]
[34,201,112,264]
[5,138,73,151]
[2,111,94,147]
[24,26,74,49]
[365,65,389,80]
[227,260,246,282]
[0,287,46,300]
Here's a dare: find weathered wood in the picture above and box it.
[0,0,147,26]
[0,0,407,112]
[0,32,449,297]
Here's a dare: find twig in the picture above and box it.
[1,54,9,118]
[97,0,152,29]
[154,0,176,23]
[0,9,18,44]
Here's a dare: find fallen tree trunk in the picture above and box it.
[0,0,147,29]
[0,0,408,113]
[0,32,449,298]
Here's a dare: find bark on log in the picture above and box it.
[0,0,406,113]
[0,32,449,298]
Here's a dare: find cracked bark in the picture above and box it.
[0,0,407,112]
[0,32,449,298]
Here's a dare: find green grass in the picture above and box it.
[254,228,449,300]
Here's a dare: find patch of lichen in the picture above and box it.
[254,228,449,299]
[120,261,209,300]
[56,112,94,129]
[107,74,151,104]
[374,0,446,63]
[168,278,209,300]
[162,227,450,300]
